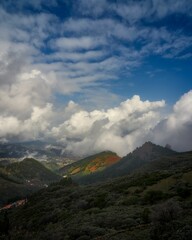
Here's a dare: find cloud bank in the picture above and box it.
[1,91,192,157]
[151,90,192,152]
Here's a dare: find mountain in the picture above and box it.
[4,158,61,183]
[138,150,192,173]
[0,159,13,167]
[110,141,176,174]
[5,154,192,240]
[59,151,121,177]
[0,158,61,205]
[75,142,177,184]
[0,141,76,160]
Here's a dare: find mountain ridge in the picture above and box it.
[74,141,177,184]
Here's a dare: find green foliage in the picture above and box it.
[1,149,192,240]
[175,183,191,198]
[0,158,61,205]
[150,200,184,240]
[141,208,151,223]
[121,196,140,206]
[59,151,120,177]
[143,190,167,204]
[5,158,61,183]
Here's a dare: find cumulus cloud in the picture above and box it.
[0,69,53,118]
[0,91,192,157]
[0,103,53,140]
[151,90,192,152]
[0,92,166,156]
[50,96,165,156]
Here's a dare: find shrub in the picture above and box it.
[150,200,182,240]
[143,190,165,204]
[121,196,139,206]
[141,208,151,223]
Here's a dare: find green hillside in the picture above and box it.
[0,158,61,205]
[3,160,192,240]
[4,158,61,183]
[59,151,121,177]
[0,174,38,206]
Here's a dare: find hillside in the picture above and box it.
[75,142,178,184]
[3,158,61,184]
[0,174,38,206]
[3,159,192,240]
[59,151,121,177]
[137,151,192,173]
[0,158,61,205]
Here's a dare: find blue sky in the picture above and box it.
[0,0,192,156]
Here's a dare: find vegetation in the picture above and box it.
[0,142,191,239]
[3,158,61,183]
[74,142,186,185]
[0,158,61,205]
[0,163,190,239]
[59,151,121,177]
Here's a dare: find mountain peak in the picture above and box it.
[131,141,176,161]
[142,141,155,146]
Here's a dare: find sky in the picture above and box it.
[0,0,192,157]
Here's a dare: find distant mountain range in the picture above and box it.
[0,141,76,160]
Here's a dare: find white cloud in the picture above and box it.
[0,103,53,140]
[76,0,108,17]
[54,36,106,51]
[0,90,192,157]
[151,90,192,152]
[0,116,21,137]
[0,69,52,118]
[51,96,165,156]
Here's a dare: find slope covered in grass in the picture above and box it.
[59,151,121,177]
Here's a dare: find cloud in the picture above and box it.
[0,1,191,158]
[1,0,59,11]
[75,0,108,17]
[0,103,53,140]
[0,92,166,156]
[77,0,192,23]
[151,90,192,152]
[0,90,192,157]
[53,36,106,51]
[51,96,165,156]
[0,1,191,112]
[0,69,52,118]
